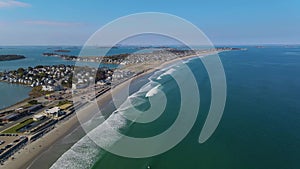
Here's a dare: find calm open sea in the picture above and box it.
[48,46,300,169]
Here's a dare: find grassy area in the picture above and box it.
[1,118,34,134]
[22,104,33,109]
[29,86,54,98]
[59,103,73,110]
[57,100,73,106]
[22,100,41,109]
[28,100,40,105]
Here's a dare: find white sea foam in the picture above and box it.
[184,56,199,63]
[51,64,182,168]
[145,85,160,97]
[157,68,177,80]
[50,135,101,169]
[51,111,127,169]
[51,85,155,168]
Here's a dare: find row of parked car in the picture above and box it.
[0,133,18,137]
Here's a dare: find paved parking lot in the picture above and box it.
[0,136,19,152]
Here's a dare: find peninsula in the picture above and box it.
[43,47,246,64]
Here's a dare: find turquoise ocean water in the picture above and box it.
[49,46,300,169]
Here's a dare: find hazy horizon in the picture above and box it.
[1,0,300,45]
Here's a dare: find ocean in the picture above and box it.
[48,46,300,169]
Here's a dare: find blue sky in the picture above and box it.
[0,0,300,45]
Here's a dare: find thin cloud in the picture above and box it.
[24,20,84,26]
[0,0,31,8]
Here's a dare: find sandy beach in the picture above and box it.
[1,51,219,169]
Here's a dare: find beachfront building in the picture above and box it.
[33,114,45,121]
[15,108,24,113]
[96,80,106,85]
[42,85,61,92]
[44,107,65,118]
[72,83,89,89]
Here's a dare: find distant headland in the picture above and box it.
[54,49,71,53]
[0,55,26,61]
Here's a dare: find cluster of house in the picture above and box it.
[119,48,242,65]
[111,70,135,81]
[72,67,113,89]
[118,51,177,65]
[117,48,210,65]
[56,49,204,65]
[41,85,62,92]
[63,56,122,64]
[53,48,244,67]
[0,65,73,89]
[45,54,121,64]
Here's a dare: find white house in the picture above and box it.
[72,83,88,89]
[44,107,65,118]
[42,85,60,92]
[33,114,45,121]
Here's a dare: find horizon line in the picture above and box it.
[1,43,300,47]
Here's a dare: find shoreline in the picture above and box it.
[1,51,223,169]
[0,50,217,112]
[0,65,153,169]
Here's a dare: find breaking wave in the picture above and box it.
[50,59,194,168]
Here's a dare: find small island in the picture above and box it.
[0,55,26,61]
[54,49,71,53]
